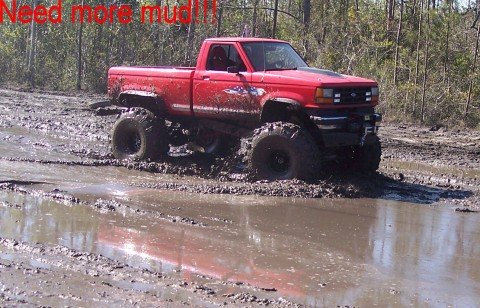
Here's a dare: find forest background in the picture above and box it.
[1,0,480,128]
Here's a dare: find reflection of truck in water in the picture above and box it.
[97,224,306,298]
[107,38,382,181]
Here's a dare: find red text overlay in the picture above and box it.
[0,0,217,24]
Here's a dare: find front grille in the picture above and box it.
[334,88,370,104]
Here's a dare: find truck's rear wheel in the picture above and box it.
[351,137,382,172]
[243,122,321,181]
[111,108,169,161]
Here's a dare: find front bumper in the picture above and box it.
[310,113,382,147]
[311,113,382,130]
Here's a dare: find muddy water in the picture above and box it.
[1,162,479,306]
[2,87,480,305]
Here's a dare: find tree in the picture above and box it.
[76,0,84,90]
[466,9,480,116]
[420,3,431,123]
[272,0,279,38]
[27,0,39,87]
[185,0,196,65]
[393,0,405,85]
[413,0,425,115]
[303,0,311,55]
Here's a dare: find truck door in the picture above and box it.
[193,43,260,121]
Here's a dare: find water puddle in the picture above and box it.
[1,182,479,306]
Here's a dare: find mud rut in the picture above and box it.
[0,86,479,306]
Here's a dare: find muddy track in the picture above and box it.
[0,87,478,204]
[381,125,480,168]
[1,86,480,306]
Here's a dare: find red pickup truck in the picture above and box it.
[107,37,382,181]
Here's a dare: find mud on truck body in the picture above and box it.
[107,37,382,181]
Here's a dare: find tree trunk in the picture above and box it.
[185,0,196,66]
[411,0,417,20]
[272,0,279,38]
[420,7,431,123]
[387,0,395,37]
[27,0,39,88]
[216,1,223,37]
[443,0,452,86]
[252,0,259,37]
[303,0,311,57]
[119,26,126,64]
[393,0,404,85]
[105,23,113,82]
[154,0,163,65]
[76,0,84,91]
[160,27,167,65]
[466,22,480,116]
[413,0,424,115]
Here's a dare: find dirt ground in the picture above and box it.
[0,86,479,306]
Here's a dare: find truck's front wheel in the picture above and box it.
[111,108,169,161]
[243,122,321,181]
[350,137,382,172]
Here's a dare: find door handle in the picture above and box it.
[201,75,210,80]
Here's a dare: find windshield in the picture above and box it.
[242,42,308,71]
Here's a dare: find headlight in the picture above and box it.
[322,88,334,98]
[315,88,334,104]
[371,86,379,103]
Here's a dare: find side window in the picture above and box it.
[207,44,247,72]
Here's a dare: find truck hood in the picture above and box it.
[261,67,377,87]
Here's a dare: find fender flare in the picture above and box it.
[265,97,302,107]
[118,90,159,100]
[260,97,302,122]
[116,90,164,115]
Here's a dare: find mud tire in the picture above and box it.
[111,108,169,161]
[242,122,322,181]
[352,137,382,172]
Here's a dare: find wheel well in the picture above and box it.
[261,100,322,144]
[118,94,164,116]
[261,100,295,123]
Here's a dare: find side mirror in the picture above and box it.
[227,66,240,74]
